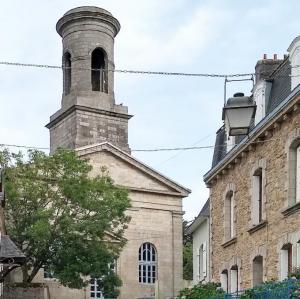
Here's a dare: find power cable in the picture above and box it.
[0,135,288,153]
[2,60,300,77]
[0,61,254,78]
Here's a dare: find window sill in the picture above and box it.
[221,237,237,248]
[247,220,267,234]
[282,201,300,217]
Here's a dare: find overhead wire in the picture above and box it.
[0,61,255,78]
[2,60,300,77]
[0,135,288,153]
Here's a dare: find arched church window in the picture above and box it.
[91,48,108,93]
[63,52,71,95]
[138,243,156,284]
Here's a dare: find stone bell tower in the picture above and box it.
[46,6,132,153]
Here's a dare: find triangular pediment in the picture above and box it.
[76,142,190,197]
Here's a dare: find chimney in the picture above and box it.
[255,54,283,82]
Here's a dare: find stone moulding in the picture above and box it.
[45,104,132,129]
[221,237,237,248]
[282,201,300,217]
[247,220,267,234]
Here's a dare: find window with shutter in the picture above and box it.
[202,242,207,277]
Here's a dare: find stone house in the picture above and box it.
[32,6,189,299]
[204,37,300,293]
[186,199,210,285]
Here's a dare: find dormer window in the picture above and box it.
[91,48,108,93]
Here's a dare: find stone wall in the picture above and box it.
[49,107,130,153]
[86,149,185,299]
[3,286,45,299]
[209,101,300,289]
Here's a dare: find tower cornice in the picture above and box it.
[56,7,121,37]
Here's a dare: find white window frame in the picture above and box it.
[252,168,263,225]
[202,242,207,278]
[230,267,238,293]
[296,242,300,268]
[90,278,104,299]
[296,146,300,203]
[280,244,292,281]
[220,270,228,293]
[138,243,157,284]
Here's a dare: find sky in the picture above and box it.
[1,0,300,221]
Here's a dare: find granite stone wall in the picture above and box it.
[209,100,300,290]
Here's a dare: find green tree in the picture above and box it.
[0,148,130,296]
[179,282,224,299]
[183,220,193,280]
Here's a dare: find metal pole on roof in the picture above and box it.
[224,76,227,106]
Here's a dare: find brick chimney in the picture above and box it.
[255,54,283,82]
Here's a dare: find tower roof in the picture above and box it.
[56,6,120,37]
[63,6,113,17]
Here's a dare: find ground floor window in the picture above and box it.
[230,265,238,293]
[138,243,157,284]
[220,270,228,293]
[90,278,104,299]
[253,256,263,286]
[280,243,292,280]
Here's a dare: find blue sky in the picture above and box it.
[1,0,300,220]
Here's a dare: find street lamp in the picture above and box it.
[222,93,256,136]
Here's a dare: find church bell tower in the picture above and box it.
[46,6,132,153]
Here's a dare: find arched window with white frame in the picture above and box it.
[230,265,239,293]
[138,243,157,284]
[280,243,293,280]
[287,140,300,207]
[220,269,228,293]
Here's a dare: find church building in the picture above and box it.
[44,6,190,299]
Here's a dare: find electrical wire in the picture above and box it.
[0,61,254,78]
[0,135,287,153]
[2,60,300,77]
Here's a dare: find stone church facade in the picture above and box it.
[42,6,189,299]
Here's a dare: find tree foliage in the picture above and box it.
[183,220,193,281]
[179,282,224,299]
[0,148,130,294]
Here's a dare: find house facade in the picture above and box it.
[42,6,190,299]
[204,37,300,293]
[186,199,210,285]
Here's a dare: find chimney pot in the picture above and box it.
[274,54,278,60]
[263,54,267,59]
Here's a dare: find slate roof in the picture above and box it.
[211,58,291,168]
[199,198,210,218]
[0,235,25,264]
[186,199,210,234]
[267,58,291,113]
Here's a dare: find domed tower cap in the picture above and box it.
[56,6,120,37]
